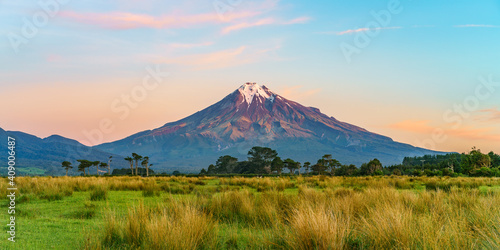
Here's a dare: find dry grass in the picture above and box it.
[4,175,500,249]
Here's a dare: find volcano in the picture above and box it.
[96,83,442,171]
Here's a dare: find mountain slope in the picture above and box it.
[0,128,126,175]
[97,83,444,171]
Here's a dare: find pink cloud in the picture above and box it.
[475,108,500,122]
[154,44,280,70]
[221,18,275,34]
[168,42,214,49]
[221,16,310,34]
[283,16,311,25]
[59,10,261,30]
[389,120,500,142]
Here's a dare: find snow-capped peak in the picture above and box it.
[238,82,272,105]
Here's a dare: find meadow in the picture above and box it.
[2,175,500,249]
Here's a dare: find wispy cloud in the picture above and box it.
[222,18,275,34]
[59,10,261,30]
[283,16,311,25]
[279,85,321,101]
[454,24,500,28]
[221,16,310,34]
[152,44,280,70]
[475,108,500,122]
[389,120,500,142]
[168,42,214,49]
[319,26,402,36]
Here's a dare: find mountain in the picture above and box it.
[96,83,444,172]
[0,128,126,175]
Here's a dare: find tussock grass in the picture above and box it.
[5,175,500,249]
[89,202,218,249]
[90,185,107,201]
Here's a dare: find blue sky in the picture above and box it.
[1,0,499,153]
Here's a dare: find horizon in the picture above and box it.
[1,0,500,154]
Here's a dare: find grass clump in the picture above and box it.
[89,186,107,201]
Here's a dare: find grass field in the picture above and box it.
[2,176,500,249]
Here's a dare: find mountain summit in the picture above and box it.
[97,83,441,171]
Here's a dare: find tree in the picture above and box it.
[61,161,72,176]
[329,159,341,175]
[92,161,100,175]
[248,146,278,173]
[132,153,143,175]
[489,151,500,167]
[99,162,108,175]
[360,159,382,175]
[207,164,216,175]
[303,162,311,174]
[107,156,113,175]
[141,156,150,177]
[200,168,207,175]
[336,164,358,176]
[271,157,284,174]
[284,158,298,175]
[461,147,491,174]
[215,155,238,174]
[124,157,134,174]
[312,158,328,175]
[77,159,92,176]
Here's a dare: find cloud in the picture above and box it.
[389,120,500,142]
[282,16,311,25]
[335,26,402,35]
[153,44,280,70]
[475,108,500,122]
[317,26,402,35]
[389,120,434,134]
[454,24,500,28]
[279,85,321,101]
[59,10,261,30]
[168,42,214,49]
[222,18,275,34]
[221,16,310,34]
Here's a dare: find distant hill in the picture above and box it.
[0,127,126,175]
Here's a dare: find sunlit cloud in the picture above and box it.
[317,26,402,35]
[221,16,310,34]
[168,42,214,49]
[389,120,434,134]
[222,18,275,34]
[59,10,261,30]
[475,108,500,122]
[389,120,500,142]
[152,44,281,70]
[279,85,321,101]
[335,26,402,35]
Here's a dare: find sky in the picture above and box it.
[1,0,499,154]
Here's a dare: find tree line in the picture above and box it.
[60,153,154,176]
[200,146,500,177]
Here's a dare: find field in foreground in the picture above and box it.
[2,176,500,249]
